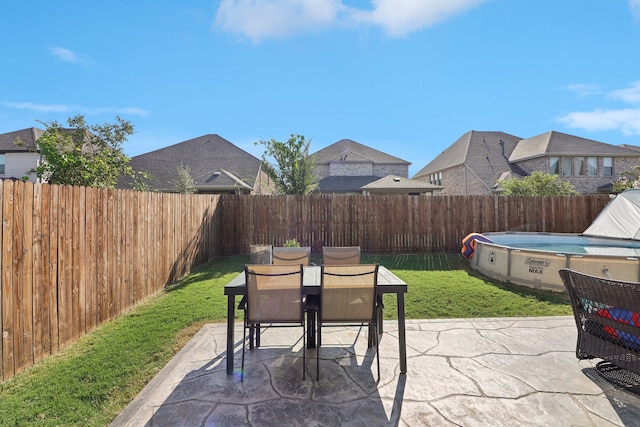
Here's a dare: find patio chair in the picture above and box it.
[317,264,380,381]
[241,264,306,382]
[270,247,313,346]
[249,244,272,265]
[322,246,361,265]
[560,268,640,389]
[272,246,311,265]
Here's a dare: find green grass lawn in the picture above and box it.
[0,253,571,426]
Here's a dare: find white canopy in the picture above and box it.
[583,189,640,240]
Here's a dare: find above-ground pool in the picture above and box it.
[470,231,640,292]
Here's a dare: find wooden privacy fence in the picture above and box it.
[0,189,612,382]
[220,194,612,254]
[0,180,222,382]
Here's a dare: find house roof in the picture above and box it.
[312,139,410,165]
[509,131,639,162]
[128,134,262,192]
[0,127,43,151]
[620,144,640,152]
[360,175,442,193]
[316,176,381,192]
[412,131,524,188]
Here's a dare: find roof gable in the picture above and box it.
[509,131,640,162]
[413,131,522,179]
[312,139,410,165]
[0,127,44,151]
[129,134,262,191]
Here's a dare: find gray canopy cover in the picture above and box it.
[583,189,640,240]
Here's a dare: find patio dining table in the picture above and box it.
[224,265,408,375]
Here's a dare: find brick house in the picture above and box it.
[412,130,640,195]
[311,139,431,194]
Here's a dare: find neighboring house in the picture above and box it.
[0,127,44,182]
[360,175,442,195]
[311,139,415,194]
[413,130,640,195]
[125,134,275,194]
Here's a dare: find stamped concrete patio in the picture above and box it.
[111,316,640,426]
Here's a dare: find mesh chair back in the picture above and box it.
[245,264,304,324]
[320,264,378,323]
[249,244,272,264]
[273,247,311,266]
[322,246,361,265]
[560,268,640,374]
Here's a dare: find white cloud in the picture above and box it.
[49,46,94,65]
[610,80,640,103]
[352,0,487,37]
[558,81,640,136]
[2,101,70,113]
[2,101,152,117]
[558,109,640,136]
[563,83,602,97]
[214,0,345,42]
[213,0,489,42]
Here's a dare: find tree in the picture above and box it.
[613,165,640,193]
[174,164,197,194]
[500,171,579,196]
[29,115,148,189]
[255,134,318,195]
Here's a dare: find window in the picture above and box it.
[575,157,587,176]
[0,154,5,175]
[603,157,613,177]
[562,157,573,176]
[549,157,559,174]
[587,157,598,176]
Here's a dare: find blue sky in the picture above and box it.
[2,0,640,176]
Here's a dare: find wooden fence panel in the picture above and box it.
[217,194,611,254]
[0,183,223,382]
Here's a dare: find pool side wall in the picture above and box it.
[471,236,640,292]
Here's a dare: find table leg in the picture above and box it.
[306,309,316,349]
[397,293,407,374]
[226,294,236,375]
[378,307,384,334]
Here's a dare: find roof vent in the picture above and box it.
[393,177,401,182]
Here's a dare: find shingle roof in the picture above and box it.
[620,144,640,152]
[509,131,639,162]
[360,175,442,193]
[316,175,381,192]
[128,134,262,192]
[0,127,43,151]
[412,131,523,186]
[312,139,410,165]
